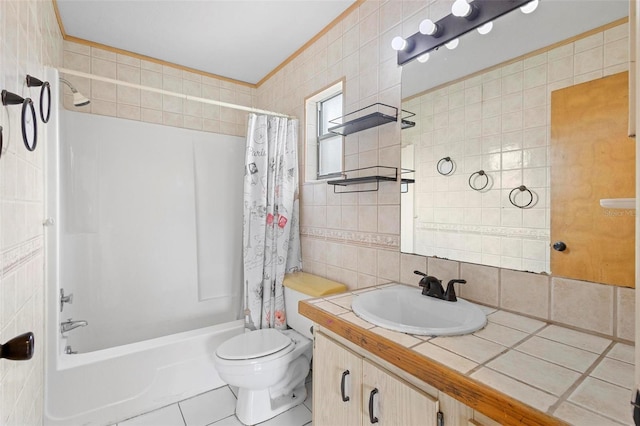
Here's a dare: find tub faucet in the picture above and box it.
[60,319,88,334]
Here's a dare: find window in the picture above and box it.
[317,92,343,178]
[304,82,343,182]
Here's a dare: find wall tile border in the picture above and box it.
[1,237,44,278]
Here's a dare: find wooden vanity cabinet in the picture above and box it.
[314,331,438,426]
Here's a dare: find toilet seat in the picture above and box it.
[216,329,293,361]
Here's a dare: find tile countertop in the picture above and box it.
[299,283,634,426]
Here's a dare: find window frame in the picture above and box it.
[316,91,343,180]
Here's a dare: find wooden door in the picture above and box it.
[551,72,635,287]
[362,359,438,426]
[313,332,363,426]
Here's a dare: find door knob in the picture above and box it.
[553,241,567,252]
[0,332,34,361]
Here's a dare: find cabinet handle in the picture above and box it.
[340,370,350,402]
[368,388,379,424]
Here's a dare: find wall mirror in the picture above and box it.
[400,0,630,277]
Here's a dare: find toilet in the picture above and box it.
[214,272,346,425]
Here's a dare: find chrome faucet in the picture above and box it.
[60,319,88,334]
[414,271,466,302]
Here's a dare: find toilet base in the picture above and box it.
[235,382,307,425]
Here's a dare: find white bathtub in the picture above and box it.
[43,66,245,425]
[44,320,244,425]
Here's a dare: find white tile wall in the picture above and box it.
[1,1,63,424]
[62,41,256,137]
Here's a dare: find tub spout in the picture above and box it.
[60,319,88,334]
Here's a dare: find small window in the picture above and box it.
[317,93,343,178]
[304,81,343,182]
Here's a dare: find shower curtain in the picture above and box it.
[243,113,302,330]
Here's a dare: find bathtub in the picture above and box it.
[44,320,244,425]
[43,67,245,425]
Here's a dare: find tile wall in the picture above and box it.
[62,41,256,137]
[254,1,635,343]
[402,23,629,274]
[0,0,63,424]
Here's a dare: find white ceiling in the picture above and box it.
[56,0,357,85]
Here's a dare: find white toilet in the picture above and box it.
[214,273,346,425]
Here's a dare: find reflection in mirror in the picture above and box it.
[400,0,629,274]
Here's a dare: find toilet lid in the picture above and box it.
[216,329,292,360]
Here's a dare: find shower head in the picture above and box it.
[59,78,90,107]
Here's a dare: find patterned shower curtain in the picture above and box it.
[243,113,302,330]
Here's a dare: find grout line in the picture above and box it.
[546,340,618,416]
[176,401,187,426]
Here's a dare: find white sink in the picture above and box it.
[351,284,487,337]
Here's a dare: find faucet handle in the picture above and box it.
[444,279,466,302]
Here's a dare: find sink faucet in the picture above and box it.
[414,271,467,302]
[60,319,88,334]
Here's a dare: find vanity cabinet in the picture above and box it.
[313,331,439,426]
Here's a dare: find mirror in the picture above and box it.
[400,0,629,274]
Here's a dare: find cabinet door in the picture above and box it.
[313,332,363,426]
[362,360,438,426]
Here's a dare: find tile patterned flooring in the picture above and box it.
[116,377,313,426]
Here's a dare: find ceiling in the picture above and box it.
[56,0,357,85]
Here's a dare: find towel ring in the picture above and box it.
[509,185,534,209]
[2,90,37,152]
[468,170,489,191]
[26,75,51,124]
[437,157,455,176]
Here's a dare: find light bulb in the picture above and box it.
[391,36,407,51]
[452,0,471,17]
[417,53,430,63]
[520,0,539,14]
[419,19,437,36]
[477,21,493,35]
[445,38,459,50]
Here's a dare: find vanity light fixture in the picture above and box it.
[477,21,493,35]
[391,36,409,51]
[417,53,430,63]
[451,0,479,20]
[396,0,538,66]
[445,38,459,50]
[520,0,539,14]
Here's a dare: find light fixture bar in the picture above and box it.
[398,0,535,66]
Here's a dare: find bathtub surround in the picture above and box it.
[243,114,302,330]
[54,106,245,351]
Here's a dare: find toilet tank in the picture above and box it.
[283,272,347,339]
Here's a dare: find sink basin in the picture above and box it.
[351,284,487,336]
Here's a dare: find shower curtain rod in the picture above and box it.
[57,67,294,119]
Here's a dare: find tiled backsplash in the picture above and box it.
[400,253,634,342]
[62,41,257,137]
[402,22,629,274]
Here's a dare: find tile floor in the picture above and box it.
[116,376,313,426]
